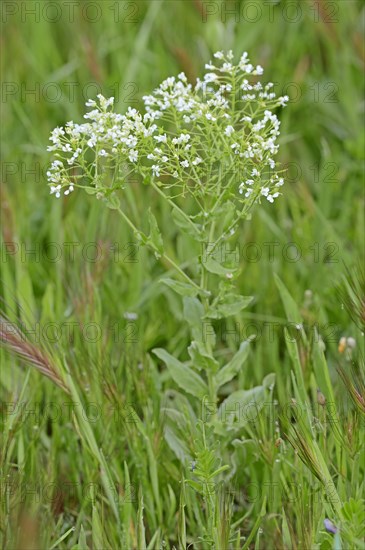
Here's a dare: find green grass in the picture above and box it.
[1,1,364,548]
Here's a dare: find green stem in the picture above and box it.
[116,207,201,291]
[208,198,255,258]
[150,181,199,234]
[200,214,218,406]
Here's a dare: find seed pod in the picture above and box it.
[317,388,326,406]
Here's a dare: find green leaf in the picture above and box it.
[152,348,208,399]
[209,464,230,478]
[185,480,202,493]
[147,530,161,550]
[215,339,252,389]
[263,372,276,390]
[311,327,337,410]
[188,340,219,372]
[341,498,365,539]
[161,278,198,297]
[164,424,191,462]
[219,199,236,229]
[241,496,267,550]
[203,256,237,276]
[205,294,253,319]
[274,274,303,326]
[123,462,132,549]
[183,296,205,341]
[148,208,164,255]
[15,259,37,325]
[284,328,308,408]
[137,491,146,550]
[183,296,216,348]
[172,208,203,240]
[178,480,187,549]
[77,525,88,550]
[281,508,292,550]
[217,386,266,428]
[104,191,120,209]
[84,186,100,195]
[92,505,108,549]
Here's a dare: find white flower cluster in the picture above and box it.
[47,95,157,197]
[47,52,288,207]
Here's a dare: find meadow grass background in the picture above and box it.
[1,1,364,548]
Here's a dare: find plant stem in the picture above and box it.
[150,181,198,233]
[200,214,218,406]
[116,206,201,291]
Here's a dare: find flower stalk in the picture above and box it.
[46,49,289,432]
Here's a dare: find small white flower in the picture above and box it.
[124,312,138,320]
[204,73,218,83]
[154,133,167,143]
[152,165,160,177]
[50,184,61,195]
[241,80,253,92]
[129,149,138,163]
[180,160,189,168]
[172,134,190,145]
[87,137,97,148]
[279,95,289,106]
[221,62,233,73]
[225,125,235,136]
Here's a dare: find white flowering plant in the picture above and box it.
[48,51,287,206]
[47,51,288,467]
